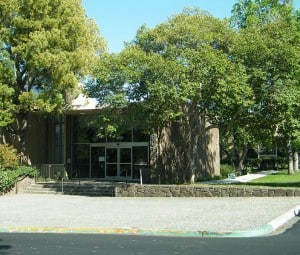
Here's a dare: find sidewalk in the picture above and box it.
[202,170,279,184]
[0,194,299,237]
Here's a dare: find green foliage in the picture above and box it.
[220,164,236,179]
[0,0,106,114]
[0,84,15,127]
[15,165,38,177]
[0,171,17,193]
[223,0,300,171]
[233,1,300,140]
[88,9,252,133]
[0,144,20,171]
[0,0,106,163]
[245,157,283,171]
[230,0,295,28]
[0,165,37,194]
[0,48,16,127]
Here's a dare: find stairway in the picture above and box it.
[22,182,116,196]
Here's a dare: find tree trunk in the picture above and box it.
[4,113,32,165]
[238,146,248,175]
[287,137,294,175]
[233,134,248,175]
[294,151,299,172]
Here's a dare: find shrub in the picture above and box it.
[220,164,235,179]
[0,170,18,194]
[0,144,20,171]
[15,165,38,177]
[245,157,287,171]
[0,166,37,194]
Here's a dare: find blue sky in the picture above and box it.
[82,0,300,53]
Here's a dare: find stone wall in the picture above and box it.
[115,184,300,197]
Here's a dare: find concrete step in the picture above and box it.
[23,182,116,196]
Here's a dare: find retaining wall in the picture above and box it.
[115,184,300,197]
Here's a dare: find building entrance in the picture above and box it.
[90,143,149,180]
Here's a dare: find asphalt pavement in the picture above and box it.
[0,194,299,237]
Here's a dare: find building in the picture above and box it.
[26,92,220,183]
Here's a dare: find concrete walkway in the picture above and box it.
[202,170,279,184]
[0,194,299,237]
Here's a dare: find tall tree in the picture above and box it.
[88,9,252,183]
[0,45,15,131]
[231,0,295,28]
[0,0,106,163]
[230,0,300,174]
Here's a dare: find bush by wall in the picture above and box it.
[245,157,288,171]
[0,166,37,194]
[220,164,235,179]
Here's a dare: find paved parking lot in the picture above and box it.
[0,194,299,236]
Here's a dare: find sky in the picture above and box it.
[82,0,300,53]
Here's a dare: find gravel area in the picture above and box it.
[0,194,299,232]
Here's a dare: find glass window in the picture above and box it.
[133,146,148,165]
[91,146,105,178]
[72,116,105,143]
[106,148,118,163]
[120,148,131,163]
[106,164,117,177]
[54,117,64,164]
[72,144,90,178]
[133,146,149,179]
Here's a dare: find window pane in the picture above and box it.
[106,164,117,177]
[120,164,132,177]
[133,146,148,165]
[72,144,90,178]
[91,147,105,178]
[106,148,117,163]
[120,148,131,163]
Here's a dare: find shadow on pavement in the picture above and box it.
[0,244,11,255]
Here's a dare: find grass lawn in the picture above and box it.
[245,170,300,188]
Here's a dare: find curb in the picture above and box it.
[1,205,299,238]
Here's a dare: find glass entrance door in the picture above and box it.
[106,147,132,180]
[90,143,148,180]
[106,148,118,178]
[119,147,132,179]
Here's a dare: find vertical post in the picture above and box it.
[61,165,64,194]
[48,165,51,179]
[287,137,294,175]
[140,167,143,186]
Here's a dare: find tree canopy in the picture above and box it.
[0,0,106,160]
[88,8,252,135]
[229,0,300,173]
[0,0,105,114]
[89,2,300,177]
[0,46,15,128]
[88,9,254,182]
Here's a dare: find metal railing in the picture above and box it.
[39,164,66,180]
